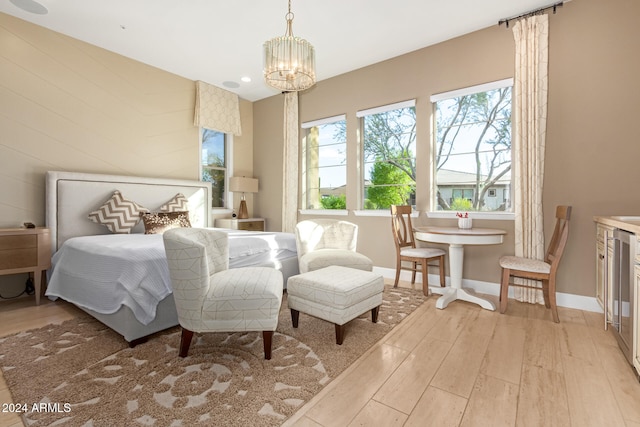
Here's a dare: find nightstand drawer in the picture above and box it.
[0,247,37,270]
[0,234,36,251]
[237,221,264,231]
[0,235,37,269]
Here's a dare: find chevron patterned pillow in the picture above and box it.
[159,193,189,212]
[88,191,148,234]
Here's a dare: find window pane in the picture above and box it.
[203,167,225,208]
[362,106,416,210]
[434,86,512,212]
[201,129,226,208]
[201,129,225,167]
[303,120,347,209]
[317,144,346,168]
[316,165,347,189]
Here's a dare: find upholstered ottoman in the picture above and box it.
[286,265,384,344]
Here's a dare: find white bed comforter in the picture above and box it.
[46,230,297,325]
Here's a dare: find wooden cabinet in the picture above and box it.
[634,263,640,375]
[0,227,51,305]
[596,223,614,323]
[595,217,640,378]
[216,218,265,232]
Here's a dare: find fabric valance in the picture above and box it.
[193,81,242,136]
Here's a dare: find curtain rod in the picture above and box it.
[498,1,568,28]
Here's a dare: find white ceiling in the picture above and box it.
[0,0,555,102]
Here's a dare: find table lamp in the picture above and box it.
[229,177,259,219]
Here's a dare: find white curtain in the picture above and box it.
[282,92,299,233]
[193,81,242,136]
[512,14,549,304]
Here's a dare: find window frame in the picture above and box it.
[299,114,349,215]
[355,99,417,213]
[200,128,234,214]
[427,79,515,221]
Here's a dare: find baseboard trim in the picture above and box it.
[372,266,603,314]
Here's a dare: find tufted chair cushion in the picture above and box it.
[299,249,373,273]
[202,267,283,331]
[295,219,358,257]
[295,219,373,273]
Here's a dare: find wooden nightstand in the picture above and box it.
[0,227,51,305]
[216,218,265,232]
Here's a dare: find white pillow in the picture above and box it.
[88,190,148,234]
[160,193,189,212]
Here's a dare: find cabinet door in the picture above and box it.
[634,265,640,374]
[607,240,615,323]
[596,224,615,324]
[596,241,605,309]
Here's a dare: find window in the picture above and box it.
[201,128,228,208]
[357,100,416,210]
[431,79,512,213]
[301,115,347,210]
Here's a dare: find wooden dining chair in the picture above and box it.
[390,205,446,295]
[498,205,572,323]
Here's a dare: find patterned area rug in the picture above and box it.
[0,286,424,426]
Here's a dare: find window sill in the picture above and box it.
[299,209,349,216]
[425,211,515,220]
[353,210,392,217]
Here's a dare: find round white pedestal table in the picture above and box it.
[413,226,506,311]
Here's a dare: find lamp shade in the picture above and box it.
[229,177,258,193]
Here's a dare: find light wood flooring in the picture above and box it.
[1,282,640,427]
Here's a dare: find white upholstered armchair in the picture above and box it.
[163,228,283,359]
[295,219,373,273]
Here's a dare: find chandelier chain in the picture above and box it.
[285,0,294,36]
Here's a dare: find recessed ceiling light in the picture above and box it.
[10,0,48,15]
[222,81,240,89]
[241,76,252,83]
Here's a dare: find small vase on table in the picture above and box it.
[456,212,472,229]
[458,218,472,229]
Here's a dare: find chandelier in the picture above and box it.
[263,0,316,92]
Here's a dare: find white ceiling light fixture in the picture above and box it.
[263,0,316,92]
[10,0,47,14]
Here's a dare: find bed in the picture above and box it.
[45,171,299,345]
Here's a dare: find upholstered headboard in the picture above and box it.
[46,171,212,254]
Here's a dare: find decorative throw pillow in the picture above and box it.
[88,191,148,234]
[160,193,189,212]
[141,211,191,235]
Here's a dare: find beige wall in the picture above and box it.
[0,13,253,293]
[254,0,640,298]
[2,0,639,301]
[0,12,198,230]
[253,95,286,230]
